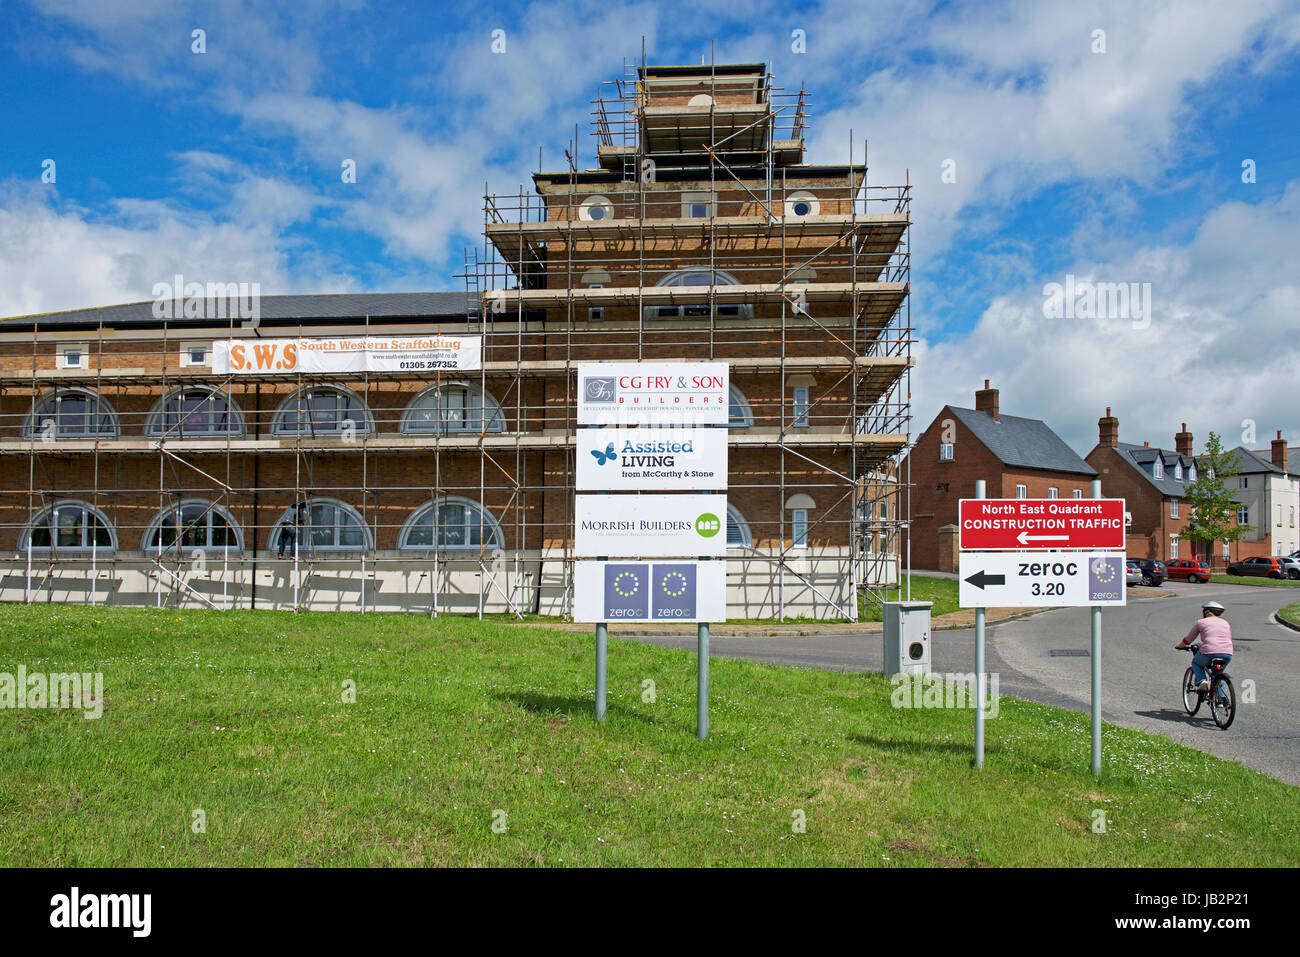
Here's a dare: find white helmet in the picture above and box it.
[1202,600,1225,614]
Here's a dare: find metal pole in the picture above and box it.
[1091,477,1102,775]
[974,478,985,769]
[595,622,607,724]
[697,622,709,740]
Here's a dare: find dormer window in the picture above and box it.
[1189,464,1198,482]
[1174,462,1182,480]
[1153,460,1163,479]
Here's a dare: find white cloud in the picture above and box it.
[913,181,1300,454]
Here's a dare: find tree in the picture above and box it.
[1181,432,1251,564]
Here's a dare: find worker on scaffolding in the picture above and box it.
[277,501,307,560]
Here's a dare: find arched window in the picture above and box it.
[270,498,371,551]
[400,497,504,550]
[726,503,752,548]
[23,389,118,438]
[143,500,242,552]
[401,384,506,434]
[272,386,373,436]
[688,93,715,107]
[21,500,116,552]
[146,387,244,437]
[646,268,753,320]
[728,384,754,428]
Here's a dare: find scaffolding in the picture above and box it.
[0,54,912,621]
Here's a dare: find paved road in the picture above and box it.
[628,582,1300,785]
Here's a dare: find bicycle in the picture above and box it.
[1180,644,1236,729]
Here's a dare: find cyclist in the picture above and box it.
[1174,599,1233,692]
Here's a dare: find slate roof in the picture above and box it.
[0,292,476,330]
[1227,445,1296,477]
[1112,442,1200,498]
[947,406,1097,476]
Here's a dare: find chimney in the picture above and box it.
[1272,430,1288,471]
[1175,423,1193,457]
[1143,441,1149,448]
[1098,407,1119,448]
[975,379,999,420]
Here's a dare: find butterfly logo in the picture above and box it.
[591,443,616,466]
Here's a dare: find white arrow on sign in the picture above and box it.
[1016,531,1070,545]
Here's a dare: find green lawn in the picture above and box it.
[1210,573,1300,587]
[1280,602,1300,627]
[859,573,960,622]
[1,603,1295,867]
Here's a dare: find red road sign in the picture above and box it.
[959,498,1126,550]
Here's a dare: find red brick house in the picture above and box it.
[1084,413,1275,565]
[906,381,1097,571]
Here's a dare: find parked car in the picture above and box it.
[1125,561,1143,586]
[1130,558,1166,586]
[1164,559,1211,583]
[1226,556,1286,579]
[1275,556,1300,580]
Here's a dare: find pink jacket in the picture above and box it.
[1183,616,1234,655]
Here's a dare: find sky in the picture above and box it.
[2,0,1298,457]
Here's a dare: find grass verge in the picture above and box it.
[1278,602,1300,627]
[1,603,1295,866]
[1209,574,1300,588]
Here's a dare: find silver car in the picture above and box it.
[1125,561,1143,585]
[1275,556,1300,580]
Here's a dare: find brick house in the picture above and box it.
[906,381,1097,571]
[1084,413,1280,565]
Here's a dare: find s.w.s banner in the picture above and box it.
[212,335,482,375]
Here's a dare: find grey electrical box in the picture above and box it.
[883,601,933,676]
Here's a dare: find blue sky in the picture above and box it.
[2,0,1298,453]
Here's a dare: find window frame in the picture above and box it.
[142,499,243,553]
[727,384,754,429]
[647,267,752,321]
[271,386,374,436]
[792,386,810,428]
[726,503,753,549]
[21,499,117,553]
[270,497,372,553]
[23,388,119,439]
[398,496,505,552]
[791,508,809,548]
[400,382,506,435]
[145,386,244,437]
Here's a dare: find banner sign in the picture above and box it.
[574,494,728,557]
[958,552,1127,608]
[577,362,730,425]
[577,428,728,491]
[212,335,482,375]
[958,498,1126,550]
[574,560,727,622]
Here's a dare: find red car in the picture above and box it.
[1164,559,1211,583]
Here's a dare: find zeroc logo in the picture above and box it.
[695,513,721,537]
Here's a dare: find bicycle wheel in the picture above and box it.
[1210,675,1236,729]
[1182,667,1201,715]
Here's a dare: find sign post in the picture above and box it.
[1091,478,1103,776]
[572,362,729,736]
[958,487,1125,774]
[697,622,709,740]
[595,621,607,724]
[974,480,986,770]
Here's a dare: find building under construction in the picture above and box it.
[0,59,912,620]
